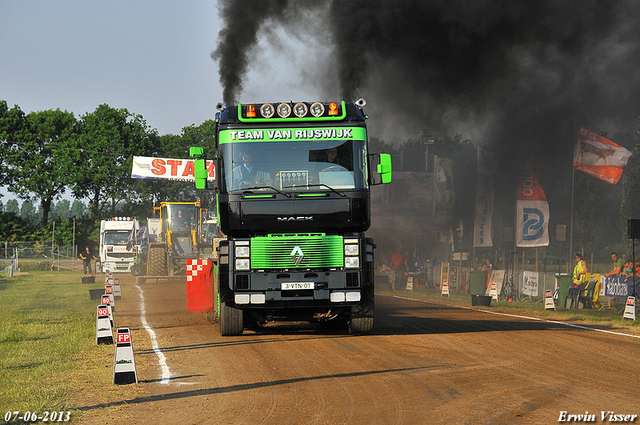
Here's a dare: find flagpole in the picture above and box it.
[569,119,576,273]
[569,166,574,273]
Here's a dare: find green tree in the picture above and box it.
[6,199,19,215]
[1,105,77,225]
[71,104,158,219]
[20,199,38,224]
[54,199,71,221]
[0,101,24,177]
[70,199,86,218]
[0,211,33,241]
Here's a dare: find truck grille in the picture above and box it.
[250,234,343,269]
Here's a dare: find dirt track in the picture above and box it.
[78,275,640,424]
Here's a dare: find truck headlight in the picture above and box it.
[345,256,359,268]
[235,246,250,257]
[344,244,359,256]
[235,259,250,270]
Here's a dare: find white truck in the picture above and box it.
[98,217,139,273]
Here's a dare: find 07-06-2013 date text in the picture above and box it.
[3,411,70,423]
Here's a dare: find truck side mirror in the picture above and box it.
[190,147,208,190]
[377,153,392,184]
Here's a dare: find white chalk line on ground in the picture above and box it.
[136,284,172,384]
[391,294,640,340]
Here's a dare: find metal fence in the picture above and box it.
[1,241,82,272]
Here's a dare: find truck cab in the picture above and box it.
[190,100,392,335]
[98,217,139,273]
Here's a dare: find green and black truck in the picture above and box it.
[190,99,392,335]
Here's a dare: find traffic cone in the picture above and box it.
[113,328,138,385]
[96,305,113,344]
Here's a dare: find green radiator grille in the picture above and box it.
[250,234,344,269]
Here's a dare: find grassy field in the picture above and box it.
[0,271,144,422]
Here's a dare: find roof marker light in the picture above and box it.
[328,102,339,116]
[247,104,256,118]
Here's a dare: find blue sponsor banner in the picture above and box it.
[604,276,638,297]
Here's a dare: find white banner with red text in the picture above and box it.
[131,156,215,182]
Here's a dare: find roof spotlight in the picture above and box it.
[310,102,325,117]
[293,103,308,118]
[260,103,275,118]
[277,103,291,118]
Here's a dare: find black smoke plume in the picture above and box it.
[212,0,322,104]
[213,0,640,148]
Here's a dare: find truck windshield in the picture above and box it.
[104,231,130,245]
[220,139,368,193]
[165,204,196,233]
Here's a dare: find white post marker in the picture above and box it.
[104,286,115,309]
[545,289,556,311]
[113,277,122,300]
[441,262,450,297]
[489,283,499,301]
[623,296,636,321]
[113,327,138,385]
[101,294,114,328]
[406,276,413,291]
[441,281,449,297]
[96,305,113,344]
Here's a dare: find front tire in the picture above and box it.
[348,299,375,334]
[148,247,166,276]
[219,301,244,336]
[131,263,143,276]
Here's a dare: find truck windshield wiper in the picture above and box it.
[231,186,292,198]
[282,183,347,197]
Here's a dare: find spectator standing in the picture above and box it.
[79,246,96,275]
[390,251,405,291]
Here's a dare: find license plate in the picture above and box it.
[281,282,314,290]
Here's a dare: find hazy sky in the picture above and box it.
[0,1,326,136]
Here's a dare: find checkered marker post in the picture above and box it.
[186,259,214,313]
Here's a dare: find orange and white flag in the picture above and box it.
[573,124,632,184]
